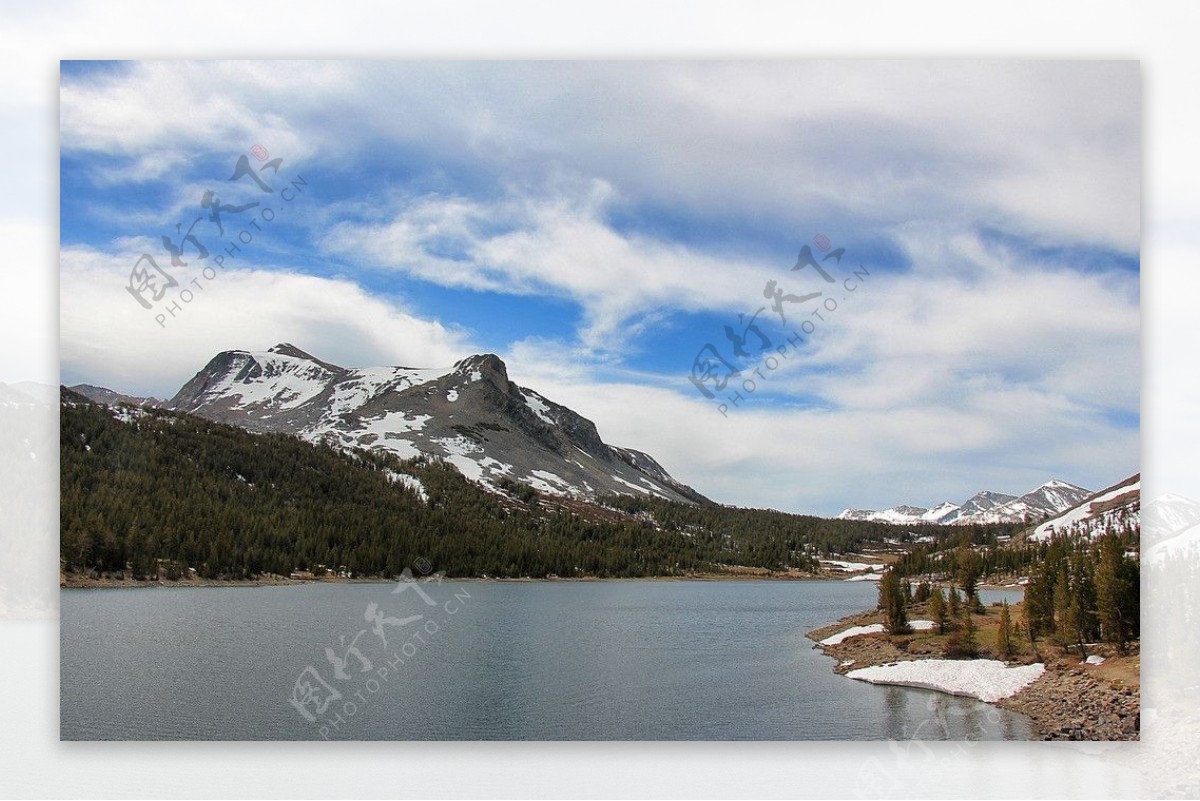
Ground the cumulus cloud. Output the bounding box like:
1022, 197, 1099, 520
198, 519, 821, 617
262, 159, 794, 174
60, 244, 477, 398
56, 59, 1141, 512
61, 61, 1140, 251
500, 355, 1139, 516
498, 220, 1139, 513
320, 182, 777, 354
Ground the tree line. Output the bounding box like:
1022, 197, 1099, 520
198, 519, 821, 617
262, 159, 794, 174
877, 532, 1139, 658
61, 398, 928, 580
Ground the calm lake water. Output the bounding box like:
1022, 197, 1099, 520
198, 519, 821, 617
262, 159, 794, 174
60, 580, 1033, 741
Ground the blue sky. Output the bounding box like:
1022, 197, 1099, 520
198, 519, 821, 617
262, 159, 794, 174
58, 60, 1140, 515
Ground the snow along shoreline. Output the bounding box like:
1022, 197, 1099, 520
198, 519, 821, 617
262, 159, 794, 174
845, 659, 1045, 704
810, 620, 1044, 705
809, 609, 1138, 740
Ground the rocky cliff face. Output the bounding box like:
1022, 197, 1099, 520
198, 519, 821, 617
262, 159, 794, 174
166, 343, 708, 504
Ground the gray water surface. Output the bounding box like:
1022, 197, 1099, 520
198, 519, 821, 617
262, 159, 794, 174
60, 579, 1034, 740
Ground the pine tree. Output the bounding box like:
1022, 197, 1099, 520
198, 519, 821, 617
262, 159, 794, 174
997, 600, 1015, 659
1052, 566, 1071, 643
944, 594, 979, 658
914, 581, 931, 604
928, 586, 948, 634
879, 569, 910, 635
1095, 533, 1129, 652
956, 541, 980, 599
1066, 594, 1087, 657
962, 606, 979, 657
1022, 595, 1037, 647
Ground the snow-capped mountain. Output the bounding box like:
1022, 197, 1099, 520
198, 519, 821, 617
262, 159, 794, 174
835, 481, 1094, 527
921, 501, 963, 523
962, 480, 1093, 525
1029, 474, 1140, 543
162, 343, 708, 504
835, 503, 959, 525
936, 491, 1018, 524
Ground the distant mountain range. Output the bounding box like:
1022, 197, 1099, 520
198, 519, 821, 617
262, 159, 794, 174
836, 479, 1095, 527
86, 343, 709, 505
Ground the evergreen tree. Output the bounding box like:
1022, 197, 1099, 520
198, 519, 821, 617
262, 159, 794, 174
944, 596, 978, 658
962, 606, 979, 657
997, 601, 1015, 659
878, 569, 910, 635
956, 541, 981, 599
928, 586, 948, 634
1052, 566, 1072, 644
1022, 594, 1037, 647
914, 581, 931, 604
1095, 534, 1130, 652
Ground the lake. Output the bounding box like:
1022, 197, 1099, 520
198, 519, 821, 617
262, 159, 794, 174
60, 579, 1034, 740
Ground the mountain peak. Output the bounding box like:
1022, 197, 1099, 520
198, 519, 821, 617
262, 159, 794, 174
453, 353, 509, 385
162, 344, 706, 505
268, 342, 316, 360
835, 480, 1096, 527
1040, 478, 1084, 490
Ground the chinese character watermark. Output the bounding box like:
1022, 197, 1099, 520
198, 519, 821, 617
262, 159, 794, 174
123, 144, 308, 328
688, 233, 870, 415
288, 560, 473, 739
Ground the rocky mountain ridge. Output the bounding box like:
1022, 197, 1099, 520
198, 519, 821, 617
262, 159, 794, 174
836, 480, 1095, 527
160, 343, 708, 505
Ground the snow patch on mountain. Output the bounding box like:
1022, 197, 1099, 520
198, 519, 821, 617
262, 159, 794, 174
963, 480, 1093, 525
163, 344, 706, 505
385, 471, 428, 503
837, 481, 1093, 527
1031, 474, 1140, 542
522, 389, 555, 425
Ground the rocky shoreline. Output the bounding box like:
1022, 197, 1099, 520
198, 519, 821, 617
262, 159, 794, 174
995, 651, 1140, 740
808, 610, 1140, 741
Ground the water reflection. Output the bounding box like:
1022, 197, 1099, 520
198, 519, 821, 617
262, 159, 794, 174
62, 580, 1036, 740
880, 683, 1013, 740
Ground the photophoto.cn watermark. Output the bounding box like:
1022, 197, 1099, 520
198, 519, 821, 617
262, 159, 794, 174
123, 143, 308, 328
288, 559, 472, 740
688, 233, 870, 416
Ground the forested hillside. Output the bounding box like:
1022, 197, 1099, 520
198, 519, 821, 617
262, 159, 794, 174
60, 395, 928, 580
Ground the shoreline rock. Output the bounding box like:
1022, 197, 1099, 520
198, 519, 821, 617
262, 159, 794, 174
808, 610, 1139, 741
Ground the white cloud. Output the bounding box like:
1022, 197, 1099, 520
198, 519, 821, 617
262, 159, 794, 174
498, 222, 1140, 514
59, 244, 477, 398
321, 183, 772, 354
496, 358, 1138, 516
59, 61, 329, 163
56, 60, 1141, 512
61, 61, 1140, 252
802, 226, 1141, 414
